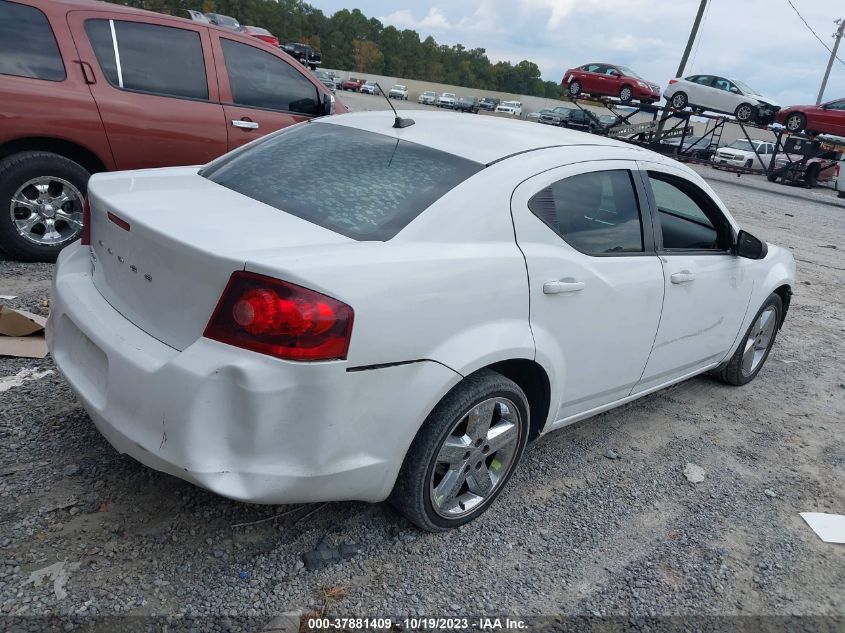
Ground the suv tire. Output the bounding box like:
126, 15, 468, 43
0, 151, 90, 262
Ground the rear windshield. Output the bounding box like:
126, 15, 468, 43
201, 122, 483, 240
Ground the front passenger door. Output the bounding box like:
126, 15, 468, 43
511, 161, 664, 424
633, 162, 755, 393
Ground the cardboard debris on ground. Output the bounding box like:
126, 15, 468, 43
0, 305, 48, 358
800, 512, 845, 544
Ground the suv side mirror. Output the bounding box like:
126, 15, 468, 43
735, 230, 768, 259
322, 93, 334, 115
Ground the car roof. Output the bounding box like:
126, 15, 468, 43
319, 111, 637, 164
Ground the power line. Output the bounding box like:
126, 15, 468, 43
688, 0, 711, 70
786, 0, 845, 67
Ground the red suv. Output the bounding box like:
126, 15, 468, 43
0, 0, 343, 261
776, 99, 845, 137
562, 63, 660, 104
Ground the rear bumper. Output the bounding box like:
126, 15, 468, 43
47, 242, 460, 504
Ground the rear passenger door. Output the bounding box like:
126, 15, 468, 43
67, 11, 228, 170
511, 160, 664, 423
211, 34, 324, 151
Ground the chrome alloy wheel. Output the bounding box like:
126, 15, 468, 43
429, 397, 521, 518
10, 176, 84, 246
741, 306, 777, 377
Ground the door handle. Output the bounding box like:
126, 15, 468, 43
543, 280, 585, 294
670, 271, 696, 284
231, 119, 259, 129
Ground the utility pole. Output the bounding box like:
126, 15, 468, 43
817, 18, 844, 104
676, 0, 708, 78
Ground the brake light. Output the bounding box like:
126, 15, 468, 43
668, 79, 678, 85
204, 271, 354, 361
80, 196, 90, 245
836, 163, 841, 178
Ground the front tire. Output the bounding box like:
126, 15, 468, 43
0, 151, 89, 262
390, 370, 530, 531
784, 112, 806, 134
713, 293, 782, 386
735, 103, 754, 123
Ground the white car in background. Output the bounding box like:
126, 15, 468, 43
664, 74, 780, 123
711, 139, 776, 170
418, 91, 437, 105
48, 112, 794, 532
359, 81, 380, 95
496, 100, 523, 117
389, 84, 409, 100
436, 92, 457, 108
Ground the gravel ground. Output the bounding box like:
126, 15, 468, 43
0, 169, 843, 632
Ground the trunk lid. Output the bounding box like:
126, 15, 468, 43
87, 167, 350, 351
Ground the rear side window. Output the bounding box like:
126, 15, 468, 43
221, 38, 320, 115
528, 170, 644, 254
85, 20, 208, 100
201, 123, 482, 240
0, 1, 65, 81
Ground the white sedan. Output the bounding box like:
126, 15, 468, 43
664, 74, 780, 123
47, 112, 794, 531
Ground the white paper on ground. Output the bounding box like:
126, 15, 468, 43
800, 512, 845, 544
0, 295, 18, 300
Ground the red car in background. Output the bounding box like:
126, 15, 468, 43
239, 25, 279, 48
776, 98, 845, 137
562, 63, 660, 104
341, 78, 366, 91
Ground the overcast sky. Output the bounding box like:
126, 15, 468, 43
314, 0, 844, 105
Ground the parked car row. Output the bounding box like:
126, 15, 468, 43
561, 62, 845, 137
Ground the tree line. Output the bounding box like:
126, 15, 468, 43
114, 0, 564, 99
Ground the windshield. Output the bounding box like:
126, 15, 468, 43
727, 139, 758, 151
502, 101, 519, 107
423, 91, 435, 96
732, 79, 758, 95
201, 123, 483, 241
443, 93, 456, 98
215, 15, 239, 27
617, 66, 642, 79
393, 85, 406, 90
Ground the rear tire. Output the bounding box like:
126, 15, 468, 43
569, 80, 582, 97
713, 293, 782, 386
670, 92, 688, 110
619, 85, 633, 103
0, 151, 90, 262
390, 370, 530, 532
804, 163, 820, 188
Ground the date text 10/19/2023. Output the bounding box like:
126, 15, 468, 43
305, 617, 529, 630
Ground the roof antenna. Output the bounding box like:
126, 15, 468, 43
376, 83, 415, 128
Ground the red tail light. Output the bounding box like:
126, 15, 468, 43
80, 196, 90, 245
204, 271, 354, 361
668, 79, 678, 85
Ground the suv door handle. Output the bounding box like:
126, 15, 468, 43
670, 271, 696, 284
231, 119, 259, 129
543, 280, 585, 294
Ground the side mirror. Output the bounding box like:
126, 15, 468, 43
322, 92, 334, 115
735, 230, 768, 259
